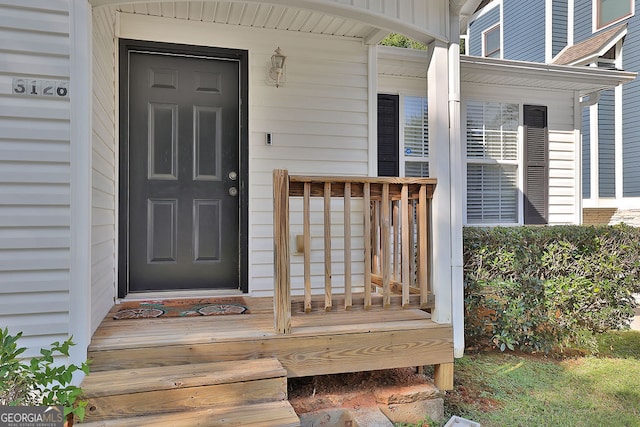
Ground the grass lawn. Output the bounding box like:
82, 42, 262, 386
444, 331, 640, 427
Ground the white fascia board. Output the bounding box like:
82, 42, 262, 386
460, 56, 636, 94
545, 0, 553, 63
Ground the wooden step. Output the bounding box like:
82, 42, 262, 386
78, 400, 300, 426
81, 358, 288, 422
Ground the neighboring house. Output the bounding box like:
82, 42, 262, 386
0, 0, 632, 391
467, 0, 640, 226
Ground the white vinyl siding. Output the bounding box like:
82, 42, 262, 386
0, 0, 72, 357
91, 6, 117, 331
116, 12, 370, 297
465, 101, 519, 224
403, 96, 429, 177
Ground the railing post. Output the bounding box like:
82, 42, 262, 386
273, 169, 291, 334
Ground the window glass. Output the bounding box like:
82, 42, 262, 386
403, 96, 429, 177
405, 161, 429, 177
466, 164, 518, 223
466, 102, 518, 160
483, 25, 501, 58
597, 0, 632, 29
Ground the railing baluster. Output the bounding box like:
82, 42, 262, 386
409, 199, 416, 289
363, 182, 372, 310
401, 184, 410, 308
372, 199, 380, 276
393, 201, 399, 283
324, 182, 332, 311
344, 182, 352, 310
303, 182, 312, 313
426, 197, 432, 296
381, 183, 391, 309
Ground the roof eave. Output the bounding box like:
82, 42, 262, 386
461, 55, 637, 95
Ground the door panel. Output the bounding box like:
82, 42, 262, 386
126, 51, 240, 292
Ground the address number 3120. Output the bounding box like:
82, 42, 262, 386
12, 78, 69, 98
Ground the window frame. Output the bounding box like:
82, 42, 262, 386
594, 0, 634, 31
464, 101, 523, 226
482, 23, 501, 59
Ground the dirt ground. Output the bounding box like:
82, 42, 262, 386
287, 367, 433, 414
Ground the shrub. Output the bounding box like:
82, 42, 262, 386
464, 224, 640, 353
0, 328, 90, 423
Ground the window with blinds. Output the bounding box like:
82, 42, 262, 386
466, 101, 519, 224
403, 96, 429, 177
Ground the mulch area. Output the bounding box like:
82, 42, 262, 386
287, 367, 432, 414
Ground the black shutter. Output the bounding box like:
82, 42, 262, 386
523, 105, 549, 225
377, 94, 399, 177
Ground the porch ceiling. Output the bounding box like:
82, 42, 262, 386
114, 1, 384, 42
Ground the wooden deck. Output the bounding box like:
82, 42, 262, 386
80, 172, 452, 424
81, 295, 452, 425
88, 295, 453, 377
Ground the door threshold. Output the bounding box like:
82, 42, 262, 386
120, 289, 244, 302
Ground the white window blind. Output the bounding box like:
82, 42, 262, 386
466, 102, 519, 224
403, 96, 429, 177
467, 164, 518, 223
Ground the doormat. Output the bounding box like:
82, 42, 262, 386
113, 297, 249, 320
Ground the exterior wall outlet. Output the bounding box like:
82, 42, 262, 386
266, 132, 273, 145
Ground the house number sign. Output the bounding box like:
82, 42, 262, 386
12, 77, 69, 98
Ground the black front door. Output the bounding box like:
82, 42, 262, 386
120, 43, 246, 294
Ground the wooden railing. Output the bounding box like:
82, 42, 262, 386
273, 169, 437, 334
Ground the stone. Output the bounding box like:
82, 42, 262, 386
379, 397, 445, 424
299, 407, 394, 427
374, 383, 441, 404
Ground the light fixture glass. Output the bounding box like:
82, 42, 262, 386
268, 47, 286, 87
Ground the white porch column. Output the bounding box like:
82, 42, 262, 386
69, 0, 93, 371
448, 12, 465, 359
427, 40, 452, 328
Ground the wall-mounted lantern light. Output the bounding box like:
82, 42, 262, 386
268, 47, 286, 88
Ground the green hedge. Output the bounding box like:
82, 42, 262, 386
463, 224, 640, 353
